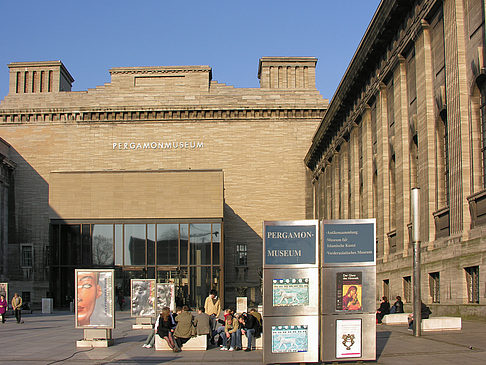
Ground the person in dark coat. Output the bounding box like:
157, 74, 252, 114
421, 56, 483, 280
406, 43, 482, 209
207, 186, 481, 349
193, 307, 212, 347
239, 312, 259, 351
408, 302, 432, 330
173, 306, 195, 350
376, 296, 390, 324
391, 296, 404, 313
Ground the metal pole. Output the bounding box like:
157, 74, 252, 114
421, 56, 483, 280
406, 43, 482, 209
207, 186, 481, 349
411, 188, 421, 336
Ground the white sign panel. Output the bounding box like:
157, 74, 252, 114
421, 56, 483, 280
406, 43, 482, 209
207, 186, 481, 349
336, 319, 362, 358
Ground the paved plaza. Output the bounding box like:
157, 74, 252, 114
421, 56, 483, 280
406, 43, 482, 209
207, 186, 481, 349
0, 311, 484, 364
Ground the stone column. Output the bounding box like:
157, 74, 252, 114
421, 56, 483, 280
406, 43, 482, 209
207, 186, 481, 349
415, 20, 438, 246
349, 124, 361, 218
376, 83, 391, 260
443, 0, 473, 234
361, 106, 374, 219
396, 57, 412, 257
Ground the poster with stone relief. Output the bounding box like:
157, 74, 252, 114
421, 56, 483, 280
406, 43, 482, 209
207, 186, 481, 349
272, 278, 309, 307
156, 283, 175, 312
131, 279, 156, 317
271, 325, 308, 353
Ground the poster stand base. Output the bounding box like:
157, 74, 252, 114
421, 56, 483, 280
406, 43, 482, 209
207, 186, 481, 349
77, 329, 114, 347
133, 317, 153, 330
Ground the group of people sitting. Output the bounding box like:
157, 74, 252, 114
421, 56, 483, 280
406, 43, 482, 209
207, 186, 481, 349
213, 307, 262, 351
376, 295, 432, 330
141, 296, 262, 352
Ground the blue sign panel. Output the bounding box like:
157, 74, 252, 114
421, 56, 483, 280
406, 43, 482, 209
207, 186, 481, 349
323, 222, 375, 264
265, 225, 316, 265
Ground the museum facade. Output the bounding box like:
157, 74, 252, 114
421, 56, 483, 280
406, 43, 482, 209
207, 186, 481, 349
306, 0, 486, 317
0, 57, 327, 308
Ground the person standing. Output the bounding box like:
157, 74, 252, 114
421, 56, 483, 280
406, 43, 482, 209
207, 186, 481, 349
0, 295, 7, 323
12, 293, 23, 324
204, 289, 221, 337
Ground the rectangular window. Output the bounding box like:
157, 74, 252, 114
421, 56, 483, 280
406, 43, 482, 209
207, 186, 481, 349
403, 276, 412, 303
124, 224, 145, 266
429, 272, 440, 303
236, 244, 247, 266
383, 279, 389, 300
465, 266, 479, 303
22, 292, 31, 306
21, 245, 33, 267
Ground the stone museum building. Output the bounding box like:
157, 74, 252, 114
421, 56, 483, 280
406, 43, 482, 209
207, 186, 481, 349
306, 0, 486, 317
0, 57, 327, 308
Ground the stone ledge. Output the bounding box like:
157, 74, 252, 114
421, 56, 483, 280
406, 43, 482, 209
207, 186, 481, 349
421, 317, 462, 331
155, 334, 207, 351
382, 313, 411, 325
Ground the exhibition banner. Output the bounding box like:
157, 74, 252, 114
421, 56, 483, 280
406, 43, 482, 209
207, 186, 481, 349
0, 283, 7, 301
336, 272, 363, 311
264, 221, 318, 266
322, 220, 375, 265
156, 283, 175, 312
75, 269, 115, 329
131, 279, 156, 317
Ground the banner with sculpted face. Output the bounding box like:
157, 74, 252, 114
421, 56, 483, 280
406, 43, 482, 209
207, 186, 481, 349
156, 283, 175, 312
75, 269, 114, 329
131, 279, 156, 317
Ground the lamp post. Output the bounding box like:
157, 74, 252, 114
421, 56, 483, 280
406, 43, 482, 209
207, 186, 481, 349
411, 187, 421, 336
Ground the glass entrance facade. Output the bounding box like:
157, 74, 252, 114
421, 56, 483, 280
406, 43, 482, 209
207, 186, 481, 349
50, 220, 223, 309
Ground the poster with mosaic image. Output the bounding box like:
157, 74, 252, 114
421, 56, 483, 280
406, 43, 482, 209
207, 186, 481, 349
156, 283, 175, 312
271, 325, 308, 353
272, 278, 309, 307
131, 279, 156, 317
75, 269, 114, 328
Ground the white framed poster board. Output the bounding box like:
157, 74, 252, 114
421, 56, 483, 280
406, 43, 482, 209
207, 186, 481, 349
156, 283, 175, 312
131, 279, 156, 317
75, 269, 115, 329
336, 319, 362, 359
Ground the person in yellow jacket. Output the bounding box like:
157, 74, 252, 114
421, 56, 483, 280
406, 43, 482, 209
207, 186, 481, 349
204, 289, 221, 337
11, 293, 23, 324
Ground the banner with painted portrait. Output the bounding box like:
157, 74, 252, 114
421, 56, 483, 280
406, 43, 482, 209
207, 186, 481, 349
131, 279, 156, 317
75, 269, 114, 329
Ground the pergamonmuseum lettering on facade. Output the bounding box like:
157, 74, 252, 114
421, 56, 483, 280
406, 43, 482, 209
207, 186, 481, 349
112, 141, 204, 150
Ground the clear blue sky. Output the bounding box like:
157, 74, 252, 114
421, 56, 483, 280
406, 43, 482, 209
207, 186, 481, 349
0, 0, 381, 102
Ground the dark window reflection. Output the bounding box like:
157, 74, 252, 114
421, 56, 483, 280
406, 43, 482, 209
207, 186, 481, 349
190, 266, 211, 309
115, 225, 123, 265
157, 224, 178, 265
82, 224, 91, 265
212, 223, 221, 265
92, 224, 114, 265
51, 225, 59, 266
147, 224, 155, 265
190, 224, 211, 265
61, 225, 80, 265
180, 224, 188, 265
124, 224, 145, 266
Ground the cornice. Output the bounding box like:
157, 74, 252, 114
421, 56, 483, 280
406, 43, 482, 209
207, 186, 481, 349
109, 66, 211, 75
0, 106, 326, 124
